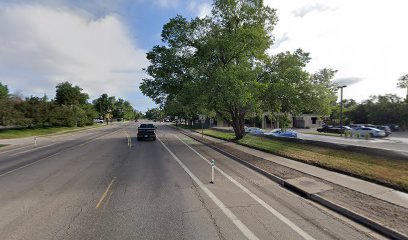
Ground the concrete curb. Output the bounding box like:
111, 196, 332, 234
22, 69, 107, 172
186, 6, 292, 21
172, 126, 408, 240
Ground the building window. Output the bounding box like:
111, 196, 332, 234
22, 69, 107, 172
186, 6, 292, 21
311, 117, 317, 124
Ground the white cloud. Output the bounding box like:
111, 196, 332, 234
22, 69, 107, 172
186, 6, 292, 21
0, 4, 149, 106
154, 0, 180, 8
265, 0, 408, 102
188, 1, 212, 18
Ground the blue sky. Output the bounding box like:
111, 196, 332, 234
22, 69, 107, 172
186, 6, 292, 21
0, 0, 407, 112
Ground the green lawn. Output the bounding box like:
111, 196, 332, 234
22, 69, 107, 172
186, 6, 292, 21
0, 125, 102, 139
201, 129, 237, 140
194, 128, 408, 192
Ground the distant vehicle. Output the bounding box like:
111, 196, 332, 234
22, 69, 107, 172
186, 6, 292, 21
374, 125, 391, 136
317, 125, 351, 134
348, 124, 365, 129
350, 127, 386, 138
245, 127, 264, 134
386, 124, 400, 132
94, 119, 104, 123
264, 129, 298, 138
137, 123, 157, 141
351, 124, 391, 136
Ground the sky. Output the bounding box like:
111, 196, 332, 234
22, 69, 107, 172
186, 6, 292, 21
0, 0, 407, 112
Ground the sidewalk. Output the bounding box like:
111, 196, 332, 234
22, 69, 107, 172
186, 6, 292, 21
174, 126, 408, 239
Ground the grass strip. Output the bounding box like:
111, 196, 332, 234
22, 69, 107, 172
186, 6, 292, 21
197, 129, 408, 192
303, 132, 341, 137
0, 125, 102, 139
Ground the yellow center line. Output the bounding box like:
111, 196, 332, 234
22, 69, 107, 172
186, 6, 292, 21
103, 190, 114, 210
96, 177, 116, 209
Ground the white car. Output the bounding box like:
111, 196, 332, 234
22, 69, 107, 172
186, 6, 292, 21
350, 127, 386, 138
245, 127, 264, 134
94, 119, 104, 123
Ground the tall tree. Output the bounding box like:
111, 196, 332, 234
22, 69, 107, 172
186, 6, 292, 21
55, 82, 89, 106
141, 0, 336, 139
93, 93, 115, 117
397, 74, 408, 100
0, 82, 9, 99
145, 108, 163, 121
141, 0, 277, 139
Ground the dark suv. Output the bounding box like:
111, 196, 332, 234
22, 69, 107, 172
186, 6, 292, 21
137, 124, 157, 141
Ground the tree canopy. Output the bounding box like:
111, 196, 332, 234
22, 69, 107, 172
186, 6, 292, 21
0, 82, 8, 99
0, 81, 138, 127
140, 0, 337, 139
55, 81, 89, 106
398, 74, 408, 100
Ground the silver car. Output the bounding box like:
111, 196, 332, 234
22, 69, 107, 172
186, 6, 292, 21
350, 127, 386, 138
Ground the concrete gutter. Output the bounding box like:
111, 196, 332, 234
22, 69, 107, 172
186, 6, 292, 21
173, 126, 408, 240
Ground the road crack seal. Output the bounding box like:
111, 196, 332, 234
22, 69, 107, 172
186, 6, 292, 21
189, 181, 226, 240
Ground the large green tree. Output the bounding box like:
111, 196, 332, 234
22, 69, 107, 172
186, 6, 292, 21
55, 82, 89, 106
0, 82, 8, 99
398, 74, 408, 100
260, 50, 337, 126
142, 0, 277, 139
141, 0, 336, 139
93, 93, 115, 118
145, 108, 163, 121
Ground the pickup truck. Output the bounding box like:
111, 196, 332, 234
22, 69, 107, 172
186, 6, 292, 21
137, 123, 157, 141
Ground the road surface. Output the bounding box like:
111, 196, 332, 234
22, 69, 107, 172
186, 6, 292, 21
0, 122, 385, 240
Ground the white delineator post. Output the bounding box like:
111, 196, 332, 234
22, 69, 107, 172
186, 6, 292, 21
34, 137, 37, 147
210, 159, 215, 184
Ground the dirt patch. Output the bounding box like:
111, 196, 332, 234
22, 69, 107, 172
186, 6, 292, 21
319, 186, 408, 235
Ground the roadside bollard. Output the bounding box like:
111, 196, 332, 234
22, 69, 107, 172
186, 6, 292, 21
34, 137, 37, 147
210, 159, 215, 184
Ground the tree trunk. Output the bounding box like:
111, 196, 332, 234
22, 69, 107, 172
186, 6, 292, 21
230, 111, 246, 140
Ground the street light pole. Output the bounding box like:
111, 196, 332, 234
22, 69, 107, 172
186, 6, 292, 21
338, 85, 347, 135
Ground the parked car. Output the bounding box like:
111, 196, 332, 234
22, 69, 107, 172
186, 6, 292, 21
386, 124, 400, 132
349, 127, 386, 138
317, 125, 352, 134
374, 125, 391, 136
245, 127, 264, 134
93, 119, 104, 123
355, 124, 391, 136
348, 124, 365, 129
264, 129, 298, 138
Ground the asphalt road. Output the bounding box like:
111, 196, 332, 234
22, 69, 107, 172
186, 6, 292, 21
0, 122, 385, 240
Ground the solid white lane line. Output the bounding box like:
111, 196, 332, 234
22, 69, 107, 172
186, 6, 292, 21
8, 143, 57, 157
158, 137, 259, 240
176, 135, 315, 240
